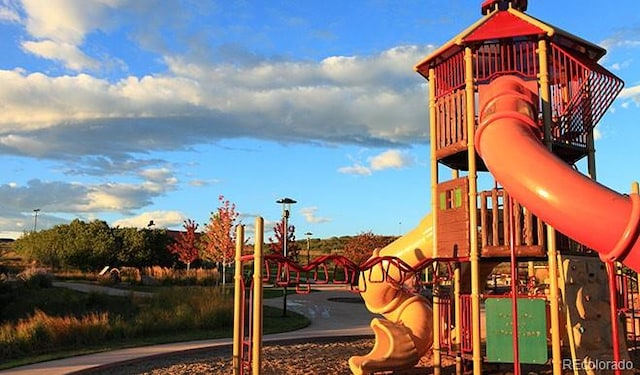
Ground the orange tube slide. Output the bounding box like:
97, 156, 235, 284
475, 75, 640, 272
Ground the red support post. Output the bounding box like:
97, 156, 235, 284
606, 261, 622, 375
508, 196, 521, 375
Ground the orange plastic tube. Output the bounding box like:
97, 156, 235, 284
475, 75, 640, 272
349, 214, 433, 374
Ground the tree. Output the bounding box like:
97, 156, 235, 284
167, 219, 200, 272
201, 195, 240, 285
342, 231, 396, 265
268, 219, 299, 262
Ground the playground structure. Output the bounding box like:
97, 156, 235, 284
233, 1, 640, 374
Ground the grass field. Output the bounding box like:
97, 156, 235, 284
0, 280, 308, 370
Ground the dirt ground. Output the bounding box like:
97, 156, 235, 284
88, 337, 463, 375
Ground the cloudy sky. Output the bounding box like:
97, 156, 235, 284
1, 0, 639, 240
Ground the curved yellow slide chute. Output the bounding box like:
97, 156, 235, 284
349, 214, 434, 374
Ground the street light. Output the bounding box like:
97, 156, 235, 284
276, 197, 296, 317
305, 231, 313, 265
33, 209, 40, 232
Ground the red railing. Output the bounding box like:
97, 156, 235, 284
475, 40, 539, 84
548, 43, 623, 146
460, 294, 473, 354
616, 272, 640, 349
239, 276, 252, 374
438, 293, 453, 354
434, 50, 465, 99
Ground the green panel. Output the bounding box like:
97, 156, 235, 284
454, 188, 462, 208
439, 192, 446, 210
485, 298, 548, 364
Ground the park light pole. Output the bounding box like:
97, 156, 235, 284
276, 197, 296, 317
305, 231, 313, 265
33, 209, 40, 232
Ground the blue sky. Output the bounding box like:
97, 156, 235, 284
0, 0, 639, 241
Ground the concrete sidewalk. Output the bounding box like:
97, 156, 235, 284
0, 288, 375, 375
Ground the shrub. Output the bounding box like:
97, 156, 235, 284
16, 268, 53, 289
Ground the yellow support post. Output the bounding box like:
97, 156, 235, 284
433, 262, 441, 375
538, 39, 562, 375
429, 66, 438, 260
464, 46, 482, 375
232, 225, 245, 375
557, 253, 580, 375
429, 66, 442, 375
252, 217, 264, 375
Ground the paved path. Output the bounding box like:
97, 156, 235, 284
0, 286, 375, 375
51, 282, 155, 298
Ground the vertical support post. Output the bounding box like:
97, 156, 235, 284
508, 197, 521, 375
464, 46, 482, 375
587, 129, 597, 180
547, 230, 562, 374
282, 210, 289, 317
433, 262, 441, 375
538, 39, 563, 375
605, 260, 620, 375
454, 262, 462, 375
428, 66, 442, 375
428, 66, 438, 260
233, 225, 245, 375
606, 261, 622, 375
252, 217, 264, 375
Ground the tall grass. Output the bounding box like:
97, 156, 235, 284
141, 266, 221, 286
0, 310, 110, 359
0, 286, 233, 361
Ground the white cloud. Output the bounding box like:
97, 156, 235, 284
0, 178, 178, 231
593, 126, 602, 141
189, 178, 221, 187
0, 44, 432, 163
22, 40, 100, 71
21, 0, 120, 44
600, 36, 640, 51
16, 0, 125, 71
112, 210, 186, 229
339, 149, 414, 175
338, 164, 372, 176
370, 150, 414, 171
620, 84, 640, 105
139, 168, 174, 183
300, 207, 331, 224
0, 0, 20, 22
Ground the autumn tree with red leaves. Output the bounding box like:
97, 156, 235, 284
201, 195, 240, 285
268, 218, 299, 262
342, 231, 396, 265
167, 219, 200, 272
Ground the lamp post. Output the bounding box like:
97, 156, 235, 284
276, 197, 296, 317
33, 209, 40, 232
305, 232, 313, 265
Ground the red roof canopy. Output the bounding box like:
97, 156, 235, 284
463, 11, 543, 42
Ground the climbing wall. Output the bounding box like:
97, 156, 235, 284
561, 256, 632, 374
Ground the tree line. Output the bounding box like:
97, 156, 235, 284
12, 195, 399, 272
